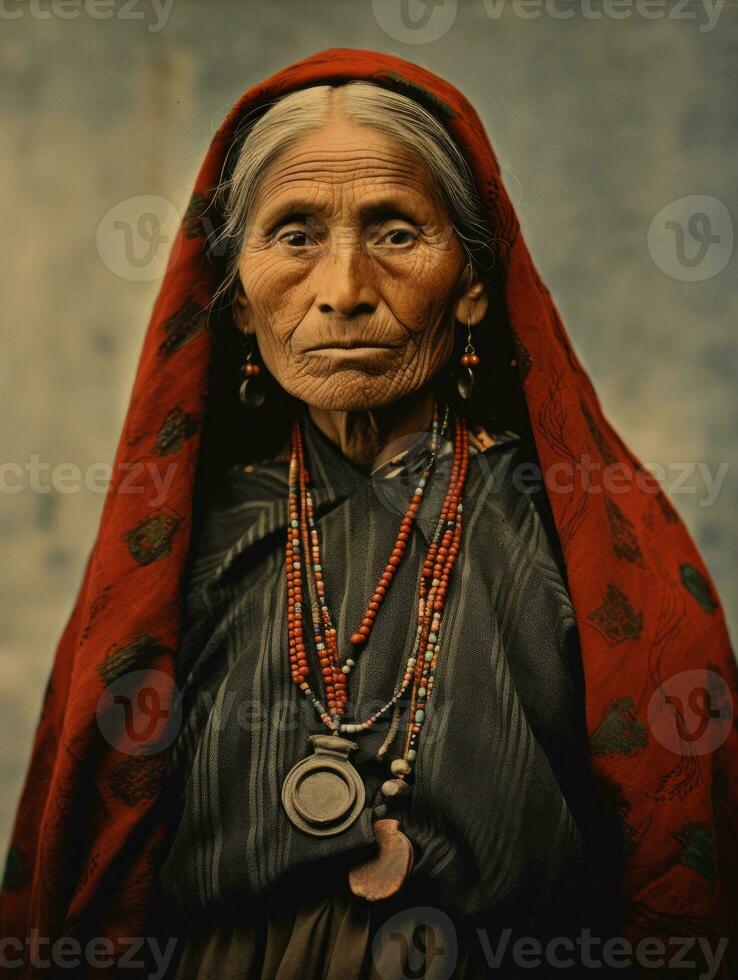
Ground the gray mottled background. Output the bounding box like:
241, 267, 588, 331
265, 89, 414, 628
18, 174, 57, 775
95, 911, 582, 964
1, 0, 736, 855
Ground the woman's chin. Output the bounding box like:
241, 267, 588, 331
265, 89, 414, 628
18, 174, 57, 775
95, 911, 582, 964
289, 378, 412, 414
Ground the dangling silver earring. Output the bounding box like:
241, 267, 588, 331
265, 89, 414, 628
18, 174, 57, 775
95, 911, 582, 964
457, 311, 480, 400
239, 333, 265, 408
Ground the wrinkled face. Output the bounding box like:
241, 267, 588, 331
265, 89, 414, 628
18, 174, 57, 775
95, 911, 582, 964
235, 115, 482, 411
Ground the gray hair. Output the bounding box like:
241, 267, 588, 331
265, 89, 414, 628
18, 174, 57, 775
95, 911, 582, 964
210, 80, 495, 306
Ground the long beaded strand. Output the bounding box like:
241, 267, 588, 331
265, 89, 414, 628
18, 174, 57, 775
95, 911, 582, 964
375, 416, 470, 802
285, 405, 471, 782
403, 417, 469, 767
287, 405, 447, 727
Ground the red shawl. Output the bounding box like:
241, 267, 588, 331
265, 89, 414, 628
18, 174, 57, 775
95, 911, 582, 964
2, 48, 736, 978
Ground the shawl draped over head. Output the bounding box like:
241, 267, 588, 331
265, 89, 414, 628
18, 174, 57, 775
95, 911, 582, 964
2, 47, 737, 979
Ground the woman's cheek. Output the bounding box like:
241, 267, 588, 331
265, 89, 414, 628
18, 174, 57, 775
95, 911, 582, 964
388, 281, 455, 342
402, 247, 460, 308
242, 254, 283, 299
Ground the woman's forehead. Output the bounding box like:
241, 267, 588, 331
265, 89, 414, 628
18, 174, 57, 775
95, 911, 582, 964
251, 118, 442, 216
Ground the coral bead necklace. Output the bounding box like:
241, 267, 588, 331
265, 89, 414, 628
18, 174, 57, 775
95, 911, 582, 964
280, 400, 470, 900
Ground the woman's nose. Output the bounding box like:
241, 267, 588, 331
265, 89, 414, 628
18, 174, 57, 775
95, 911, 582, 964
315, 235, 378, 317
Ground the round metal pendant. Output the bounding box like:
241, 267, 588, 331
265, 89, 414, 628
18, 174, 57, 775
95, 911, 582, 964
281, 734, 366, 836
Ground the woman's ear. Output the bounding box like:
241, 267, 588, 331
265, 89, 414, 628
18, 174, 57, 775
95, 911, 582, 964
233, 282, 254, 335
454, 278, 489, 327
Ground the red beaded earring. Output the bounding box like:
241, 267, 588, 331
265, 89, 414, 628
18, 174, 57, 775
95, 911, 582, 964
239, 334, 265, 407
457, 311, 480, 400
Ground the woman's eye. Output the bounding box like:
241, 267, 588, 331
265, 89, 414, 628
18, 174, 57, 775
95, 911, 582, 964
375, 225, 418, 247
273, 216, 322, 248
277, 229, 314, 247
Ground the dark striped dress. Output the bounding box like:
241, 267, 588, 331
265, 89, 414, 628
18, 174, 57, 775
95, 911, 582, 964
156, 404, 619, 978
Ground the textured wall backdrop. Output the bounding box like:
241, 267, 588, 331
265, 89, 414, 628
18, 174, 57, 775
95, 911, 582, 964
1, 0, 736, 855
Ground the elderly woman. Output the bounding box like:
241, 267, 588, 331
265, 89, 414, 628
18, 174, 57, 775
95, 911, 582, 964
2, 49, 737, 980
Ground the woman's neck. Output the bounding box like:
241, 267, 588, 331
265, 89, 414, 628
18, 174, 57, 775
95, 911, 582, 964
306, 387, 436, 473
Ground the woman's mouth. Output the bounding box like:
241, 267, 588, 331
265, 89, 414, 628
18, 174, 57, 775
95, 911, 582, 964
305, 342, 402, 359
308, 341, 399, 351
308, 345, 395, 360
